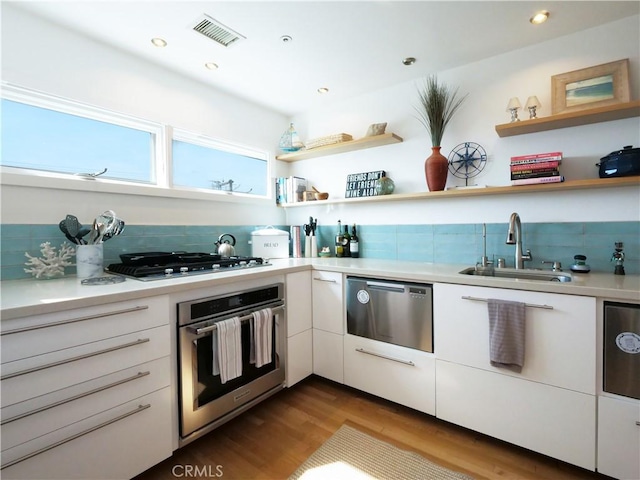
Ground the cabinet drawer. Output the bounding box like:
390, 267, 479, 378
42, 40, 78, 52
434, 283, 596, 394
1, 296, 169, 363
2, 356, 170, 450
1, 325, 170, 407
597, 395, 640, 480
436, 360, 595, 470
344, 334, 435, 415
1, 387, 172, 480
312, 271, 343, 334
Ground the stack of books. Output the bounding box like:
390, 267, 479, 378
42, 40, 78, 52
275, 176, 307, 204
510, 151, 564, 186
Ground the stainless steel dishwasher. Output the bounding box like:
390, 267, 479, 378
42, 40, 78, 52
346, 276, 433, 353
604, 301, 640, 400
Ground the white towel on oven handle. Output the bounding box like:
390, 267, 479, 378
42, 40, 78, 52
251, 308, 273, 368
215, 317, 242, 383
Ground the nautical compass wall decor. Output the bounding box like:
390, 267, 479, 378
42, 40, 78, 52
447, 142, 487, 186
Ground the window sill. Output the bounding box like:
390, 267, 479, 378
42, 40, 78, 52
0, 168, 272, 205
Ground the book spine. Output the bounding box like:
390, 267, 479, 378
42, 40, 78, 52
510, 160, 560, 172
510, 151, 563, 163
511, 169, 560, 179
512, 176, 565, 186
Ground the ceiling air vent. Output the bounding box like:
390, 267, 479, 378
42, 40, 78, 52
192, 14, 245, 47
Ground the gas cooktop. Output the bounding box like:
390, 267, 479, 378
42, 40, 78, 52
106, 252, 270, 281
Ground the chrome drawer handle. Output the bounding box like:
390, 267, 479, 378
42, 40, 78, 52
1, 371, 150, 425
0, 338, 150, 381
461, 296, 553, 310
313, 278, 337, 283
1, 305, 149, 336
355, 348, 415, 366
0, 403, 151, 470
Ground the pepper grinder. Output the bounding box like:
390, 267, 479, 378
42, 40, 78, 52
611, 241, 625, 275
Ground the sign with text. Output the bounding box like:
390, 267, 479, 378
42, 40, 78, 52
345, 170, 386, 198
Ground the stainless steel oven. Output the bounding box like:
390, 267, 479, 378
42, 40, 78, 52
177, 283, 285, 446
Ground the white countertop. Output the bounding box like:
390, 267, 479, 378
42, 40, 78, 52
2, 258, 639, 320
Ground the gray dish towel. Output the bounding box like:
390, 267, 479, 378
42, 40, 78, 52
487, 299, 526, 373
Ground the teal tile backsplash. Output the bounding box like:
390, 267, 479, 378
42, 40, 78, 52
2, 221, 638, 280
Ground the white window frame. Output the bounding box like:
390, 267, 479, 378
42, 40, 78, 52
0, 83, 273, 204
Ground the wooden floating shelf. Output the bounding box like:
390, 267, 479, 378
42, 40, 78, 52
280, 176, 640, 207
495, 100, 640, 137
276, 133, 403, 162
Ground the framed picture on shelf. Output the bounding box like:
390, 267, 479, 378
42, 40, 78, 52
551, 59, 630, 115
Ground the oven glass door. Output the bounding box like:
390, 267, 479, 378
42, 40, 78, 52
192, 320, 276, 409
178, 306, 284, 439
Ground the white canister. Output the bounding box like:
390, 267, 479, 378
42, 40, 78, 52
76, 244, 104, 279
250, 226, 290, 258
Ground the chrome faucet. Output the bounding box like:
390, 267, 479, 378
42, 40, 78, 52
505, 212, 532, 269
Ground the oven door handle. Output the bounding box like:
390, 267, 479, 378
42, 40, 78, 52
188, 303, 285, 335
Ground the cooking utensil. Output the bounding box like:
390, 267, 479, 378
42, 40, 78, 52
215, 234, 236, 257
59, 219, 78, 244
76, 226, 91, 244
312, 186, 329, 200
65, 214, 81, 239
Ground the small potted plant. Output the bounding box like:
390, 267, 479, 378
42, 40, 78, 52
416, 76, 467, 191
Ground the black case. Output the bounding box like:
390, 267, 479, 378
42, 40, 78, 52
597, 145, 640, 178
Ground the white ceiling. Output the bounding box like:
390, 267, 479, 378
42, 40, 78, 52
10, 1, 640, 116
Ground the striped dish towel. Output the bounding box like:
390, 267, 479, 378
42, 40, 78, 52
487, 299, 526, 372
250, 308, 273, 368
215, 317, 242, 383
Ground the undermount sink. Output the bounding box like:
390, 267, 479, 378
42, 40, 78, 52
459, 266, 572, 282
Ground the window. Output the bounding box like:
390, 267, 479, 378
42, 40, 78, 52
1, 86, 161, 184
1, 84, 272, 200
172, 130, 268, 196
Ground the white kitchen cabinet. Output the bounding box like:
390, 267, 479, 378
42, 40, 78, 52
433, 283, 597, 470
597, 395, 640, 480
313, 328, 344, 383
344, 334, 435, 415
312, 271, 343, 334
0, 296, 172, 480
437, 360, 596, 470
433, 283, 596, 394
285, 271, 313, 386
311, 271, 344, 383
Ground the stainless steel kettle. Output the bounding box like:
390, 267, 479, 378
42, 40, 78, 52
215, 234, 236, 257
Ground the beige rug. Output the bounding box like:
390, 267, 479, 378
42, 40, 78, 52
289, 424, 475, 480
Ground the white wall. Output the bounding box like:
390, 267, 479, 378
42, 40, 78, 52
2, 6, 639, 228
0, 4, 289, 226
286, 15, 640, 226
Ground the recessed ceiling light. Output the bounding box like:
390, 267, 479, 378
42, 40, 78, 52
205, 62, 219, 70
402, 57, 416, 66
151, 37, 167, 47
317, 87, 329, 94
530, 10, 549, 25
280, 35, 293, 43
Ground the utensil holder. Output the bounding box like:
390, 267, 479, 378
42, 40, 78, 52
76, 244, 104, 279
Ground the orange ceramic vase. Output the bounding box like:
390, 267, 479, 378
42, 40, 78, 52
425, 146, 448, 191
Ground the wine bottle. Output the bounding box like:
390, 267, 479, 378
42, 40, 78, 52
335, 220, 344, 257
350, 224, 359, 258
342, 225, 351, 257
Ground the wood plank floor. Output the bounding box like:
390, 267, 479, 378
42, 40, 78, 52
134, 375, 613, 480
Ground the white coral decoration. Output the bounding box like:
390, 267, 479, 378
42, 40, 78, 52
24, 242, 75, 279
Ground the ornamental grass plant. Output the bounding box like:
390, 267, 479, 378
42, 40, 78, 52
416, 76, 468, 147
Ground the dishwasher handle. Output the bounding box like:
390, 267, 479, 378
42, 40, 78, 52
364, 281, 405, 293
